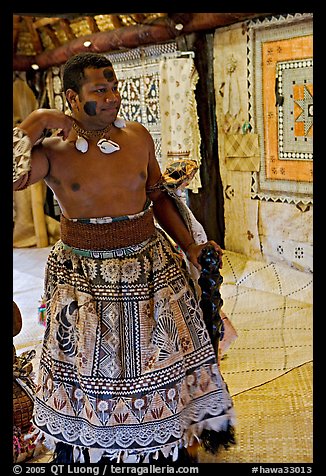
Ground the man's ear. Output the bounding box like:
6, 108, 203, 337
65, 89, 78, 109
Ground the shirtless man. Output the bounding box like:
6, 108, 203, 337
13, 52, 235, 463
14, 55, 213, 262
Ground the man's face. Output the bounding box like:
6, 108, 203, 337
76, 66, 121, 123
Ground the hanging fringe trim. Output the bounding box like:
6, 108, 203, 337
43, 414, 236, 463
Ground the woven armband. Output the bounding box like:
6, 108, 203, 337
146, 175, 165, 194
13, 127, 32, 183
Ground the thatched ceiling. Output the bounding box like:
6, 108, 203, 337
13, 12, 274, 71
13, 13, 167, 56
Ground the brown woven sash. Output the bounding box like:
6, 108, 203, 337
60, 208, 156, 251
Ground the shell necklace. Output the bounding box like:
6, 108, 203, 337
73, 117, 126, 154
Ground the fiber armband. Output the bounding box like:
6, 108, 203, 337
146, 175, 165, 194
13, 127, 32, 183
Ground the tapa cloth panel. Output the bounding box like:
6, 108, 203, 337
33, 228, 234, 462
159, 57, 202, 193
248, 14, 313, 204
224, 133, 260, 172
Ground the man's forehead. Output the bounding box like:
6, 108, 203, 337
84, 67, 117, 82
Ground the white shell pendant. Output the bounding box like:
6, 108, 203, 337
97, 138, 120, 154
113, 117, 126, 128
75, 136, 88, 153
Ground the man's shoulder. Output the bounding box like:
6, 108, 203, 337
126, 120, 145, 128
125, 120, 150, 135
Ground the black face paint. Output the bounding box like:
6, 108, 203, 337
103, 68, 114, 81
71, 183, 80, 191
84, 101, 97, 116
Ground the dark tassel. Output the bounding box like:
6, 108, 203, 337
82, 447, 90, 463
52, 441, 74, 463
200, 425, 236, 454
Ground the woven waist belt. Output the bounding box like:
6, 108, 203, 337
60, 207, 156, 251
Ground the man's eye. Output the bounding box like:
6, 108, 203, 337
96, 88, 106, 93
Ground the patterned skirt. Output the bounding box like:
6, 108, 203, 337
33, 207, 235, 463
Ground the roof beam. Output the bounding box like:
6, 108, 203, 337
13, 13, 273, 71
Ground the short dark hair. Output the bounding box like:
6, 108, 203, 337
63, 52, 113, 94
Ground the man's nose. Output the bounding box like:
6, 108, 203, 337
105, 92, 116, 102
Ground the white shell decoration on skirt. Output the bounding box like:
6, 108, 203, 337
97, 138, 120, 154
75, 136, 88, 153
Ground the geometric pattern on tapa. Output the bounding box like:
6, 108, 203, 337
247, 13, 313, 204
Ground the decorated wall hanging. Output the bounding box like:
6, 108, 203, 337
247, 13, 313, 205
159, 54, 202, 193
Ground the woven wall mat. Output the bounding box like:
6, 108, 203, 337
199, 362, 313, 463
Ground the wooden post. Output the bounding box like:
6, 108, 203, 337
187, 31, 225, 247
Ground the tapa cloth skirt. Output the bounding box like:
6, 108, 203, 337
33, 208, 235, 463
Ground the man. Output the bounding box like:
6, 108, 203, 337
13, 52, 235, 463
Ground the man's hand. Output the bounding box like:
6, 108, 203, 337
186, 240, 223, 271
18, 108, 74, 144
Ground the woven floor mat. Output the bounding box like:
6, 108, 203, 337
220, 285, 312, 395
199, 361, 313, 463
218, 250, 312, 395
221, 250, 312, 304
